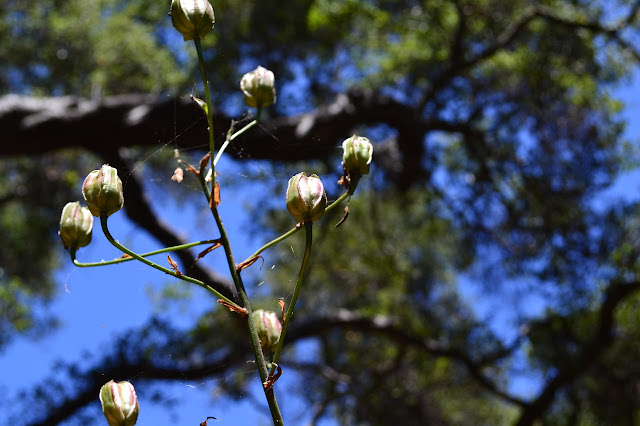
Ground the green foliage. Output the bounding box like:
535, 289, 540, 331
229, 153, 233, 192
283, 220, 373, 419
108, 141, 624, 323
1, 0, 188, 95
0, 154, 86, 347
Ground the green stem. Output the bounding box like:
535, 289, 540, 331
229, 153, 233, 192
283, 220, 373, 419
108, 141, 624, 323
194, 38, 215, 185
99, 215, 239, 308
214, 119, 258, 167
193, 39, 283, 424
70, 239, 220, 267
270, 222, 313, 373
209, 205, 283, 425
246, 190, 351, 261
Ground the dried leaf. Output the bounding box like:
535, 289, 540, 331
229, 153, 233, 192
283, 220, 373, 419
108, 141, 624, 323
213, 181, 221, 207
199, 152, 211, 175
167, 255, 183, 276
335, 205, 349, 227
193, 241, 223, 265
263, 363, 283, 390
278, 297, 285, 323
236, 255, 262, 272
200, 416, 218, 426
217, 299, 248, 316
186, 164, 198, 175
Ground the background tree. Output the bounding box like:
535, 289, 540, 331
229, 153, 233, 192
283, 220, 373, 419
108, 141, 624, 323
2, 0, 640, 424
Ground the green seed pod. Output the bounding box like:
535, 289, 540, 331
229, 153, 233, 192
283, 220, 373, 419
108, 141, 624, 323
99, 380, 139, 426
286, 172, 327, 223
58, 201, 93, 250
252, 309, 282, 353
240, 66, 276, 109
342, 135, 373, 176
82, 165, 124, 217
170, 0, 215, 41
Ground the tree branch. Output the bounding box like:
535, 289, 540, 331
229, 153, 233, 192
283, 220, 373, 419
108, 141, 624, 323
22, 309, 525, 425
515, 280, 640, 426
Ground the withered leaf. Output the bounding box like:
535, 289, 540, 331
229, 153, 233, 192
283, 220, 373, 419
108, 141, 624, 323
167, 255, 183, 276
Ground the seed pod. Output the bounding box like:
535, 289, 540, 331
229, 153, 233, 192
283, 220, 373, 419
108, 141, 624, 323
240, 66, 276, 109
82, 165, 124, 218
99, 380, 139, 426
342, 135, 373, 176
58, 201, 93, 250
252, 309, 282, 353
286, 172, 327, 223
170, 0, 215, 41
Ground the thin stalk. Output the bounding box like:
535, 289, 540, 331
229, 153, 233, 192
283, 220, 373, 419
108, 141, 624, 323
214, 119, 258, 167
99, 216, 239, 308
194, 38, 216, 182
70, 239, 220, 267
208, 195, 283, 425
270, 222, 313, 373
193, 39, 283, 424
246, 190, 351, 261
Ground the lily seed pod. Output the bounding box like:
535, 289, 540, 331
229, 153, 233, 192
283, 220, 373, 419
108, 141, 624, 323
342, 135, 373, 176
170, 0, 215, 41
82, 165, 124, 217
58, 201, 93, 250
240, 66, 276, 109
286, 172, 327, 223
99, 380, 139, 426
252, 309, 282, 353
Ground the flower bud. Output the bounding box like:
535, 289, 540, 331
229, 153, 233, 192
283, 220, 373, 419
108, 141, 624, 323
342, 135, 373, 176
82, 165, 124, 217
240, 66, 276, 109
286, 172, 327, 223
58, 201, 93, 250
252, 309, 282, 353
170, 0, 215, 41
99, 380, 139, 426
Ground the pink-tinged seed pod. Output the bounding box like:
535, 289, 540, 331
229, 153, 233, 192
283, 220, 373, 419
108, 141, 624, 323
170, 0, 215, 41
252, 309, 282, 352
240, 66, 276, 109
286, 172, 327, 223
99, 380, 139, 426
58, 201, 93, 250
342, 135, 373, 176
82, 165, 124, 217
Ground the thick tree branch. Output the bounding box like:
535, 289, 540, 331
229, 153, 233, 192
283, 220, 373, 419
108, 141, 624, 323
0, 91, 410, 159
0, 90, 430, 187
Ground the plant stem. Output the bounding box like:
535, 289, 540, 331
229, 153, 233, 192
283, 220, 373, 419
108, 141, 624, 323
70, 239, 220, 267
209, 206, 284, 424
270, 222, 313, 373
99, 215, 239, 308
214, 119, 258, 167
246, 190, 351, 261
194, 38, 215, 182
194, 38, 283, 424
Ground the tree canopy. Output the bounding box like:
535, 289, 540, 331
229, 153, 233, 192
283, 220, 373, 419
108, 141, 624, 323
3, 0, 640, 424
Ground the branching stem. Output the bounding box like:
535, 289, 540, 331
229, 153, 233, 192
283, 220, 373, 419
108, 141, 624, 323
194, 38, 283, 425
70, 239, 219, 267
99, 216, 239, 308
269, 222, 313, 374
